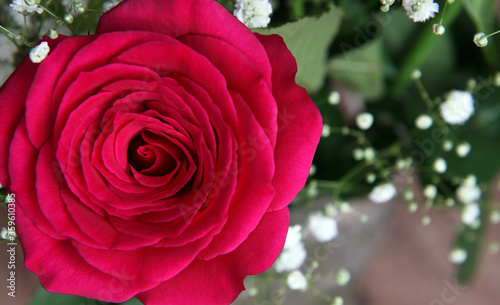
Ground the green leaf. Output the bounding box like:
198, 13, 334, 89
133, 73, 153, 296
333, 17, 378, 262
29, 287, 96, 305
328, 37, 384, 100
254, 6, 344, 93
463, 0, 496, 33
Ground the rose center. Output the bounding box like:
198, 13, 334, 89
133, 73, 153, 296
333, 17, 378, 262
127, 132, 181, 176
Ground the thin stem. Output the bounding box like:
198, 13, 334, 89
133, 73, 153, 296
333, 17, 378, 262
37, 3, 60, 19
486, 29, 500, 38
0, 24, 31, 49
438, 0, 449, 26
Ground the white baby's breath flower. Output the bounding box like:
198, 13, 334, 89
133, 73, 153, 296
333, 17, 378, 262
10, 0, 44, 14
355, 112, 374, 130
442, 140, 454, 151
368, 183, 397, 203
449, 247, 467, 264
287, 270, 308, 291
322, 124, 331, 137
439, 90, 475, 125
456, 142, 471, 157
335, 268, 351, 286
364, 148, 375, 162
415, 114, 433, 130
433, 158, 447, 173
284, 225, 302, 251
328, 91, 340, 105
423, 184, 437, 199
456, 176, 481, 204
274, 241, 307, 273
234, 0, 272, 28
402, 0, 439, 22
461, 203, 480, 225
29, 41, 50, 63
308, 211, 338, 242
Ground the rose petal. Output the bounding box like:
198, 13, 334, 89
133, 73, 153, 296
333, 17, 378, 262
17, 206, 159, 302
136, 208, 290, 305
96, 0, 272, 87
256, 34, 323, 212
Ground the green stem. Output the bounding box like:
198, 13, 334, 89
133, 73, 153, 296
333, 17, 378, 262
38, 3, 60, 19
390, 0, 464, 93
0, 24, 31, 50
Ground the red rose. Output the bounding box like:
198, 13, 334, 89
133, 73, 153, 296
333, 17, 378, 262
0, 0, 321, 304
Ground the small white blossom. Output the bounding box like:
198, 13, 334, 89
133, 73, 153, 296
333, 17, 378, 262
1, 227, 16, 240
355, 112, 374, 130
287, 270, 308, 291
442, 140, 454, 151
283, 225, 302, 251
366, 172, 376, 184
308, 211, 338, 242
422, 215, 431, 226
322, 124, 331, 137
439, 90, 475, 125
325, 203, 338, 217
309, 164, 317, 176
5, 194, 15, 203
423, 185, 437, 199
415, 114, 433, 130
352, 148, 364, 161
369, 183, 397, 203
275, 242, 307, 273
10, 0, 43, 14
456, 142, 471, 157
411, 69, 422, 80
234, 0, 272, 28
29, 41, 50, 63
432, 23, 445, 35
433, 158, 447, 173
328, 91, 340, 105
461, 203, 480, 225
364, 148, 375, 162
456, 176, 481, 204
449, 248, 467, 264
473, 32, 488, 48
335, 268, 351, 286
402, 0, 439, 22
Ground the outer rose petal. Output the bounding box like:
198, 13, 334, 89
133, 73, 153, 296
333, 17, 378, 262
0, 36, 65, 186
136, 208, 290, 305
96, 0, 272, 87
256, 33, 323, 211
16, 206, 159, 302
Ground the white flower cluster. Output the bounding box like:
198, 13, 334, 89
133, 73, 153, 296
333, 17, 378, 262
274, 225, 307, 273
439, 90, 475, 125
234, 0, 272, 28
368, 183, 397, 204
402, 0, 439, 22
308, 211, 338, 242
275, 213, 340, 291
29, 41, 50, 63
10, 0, 44, 14
456, 175, 482, 226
